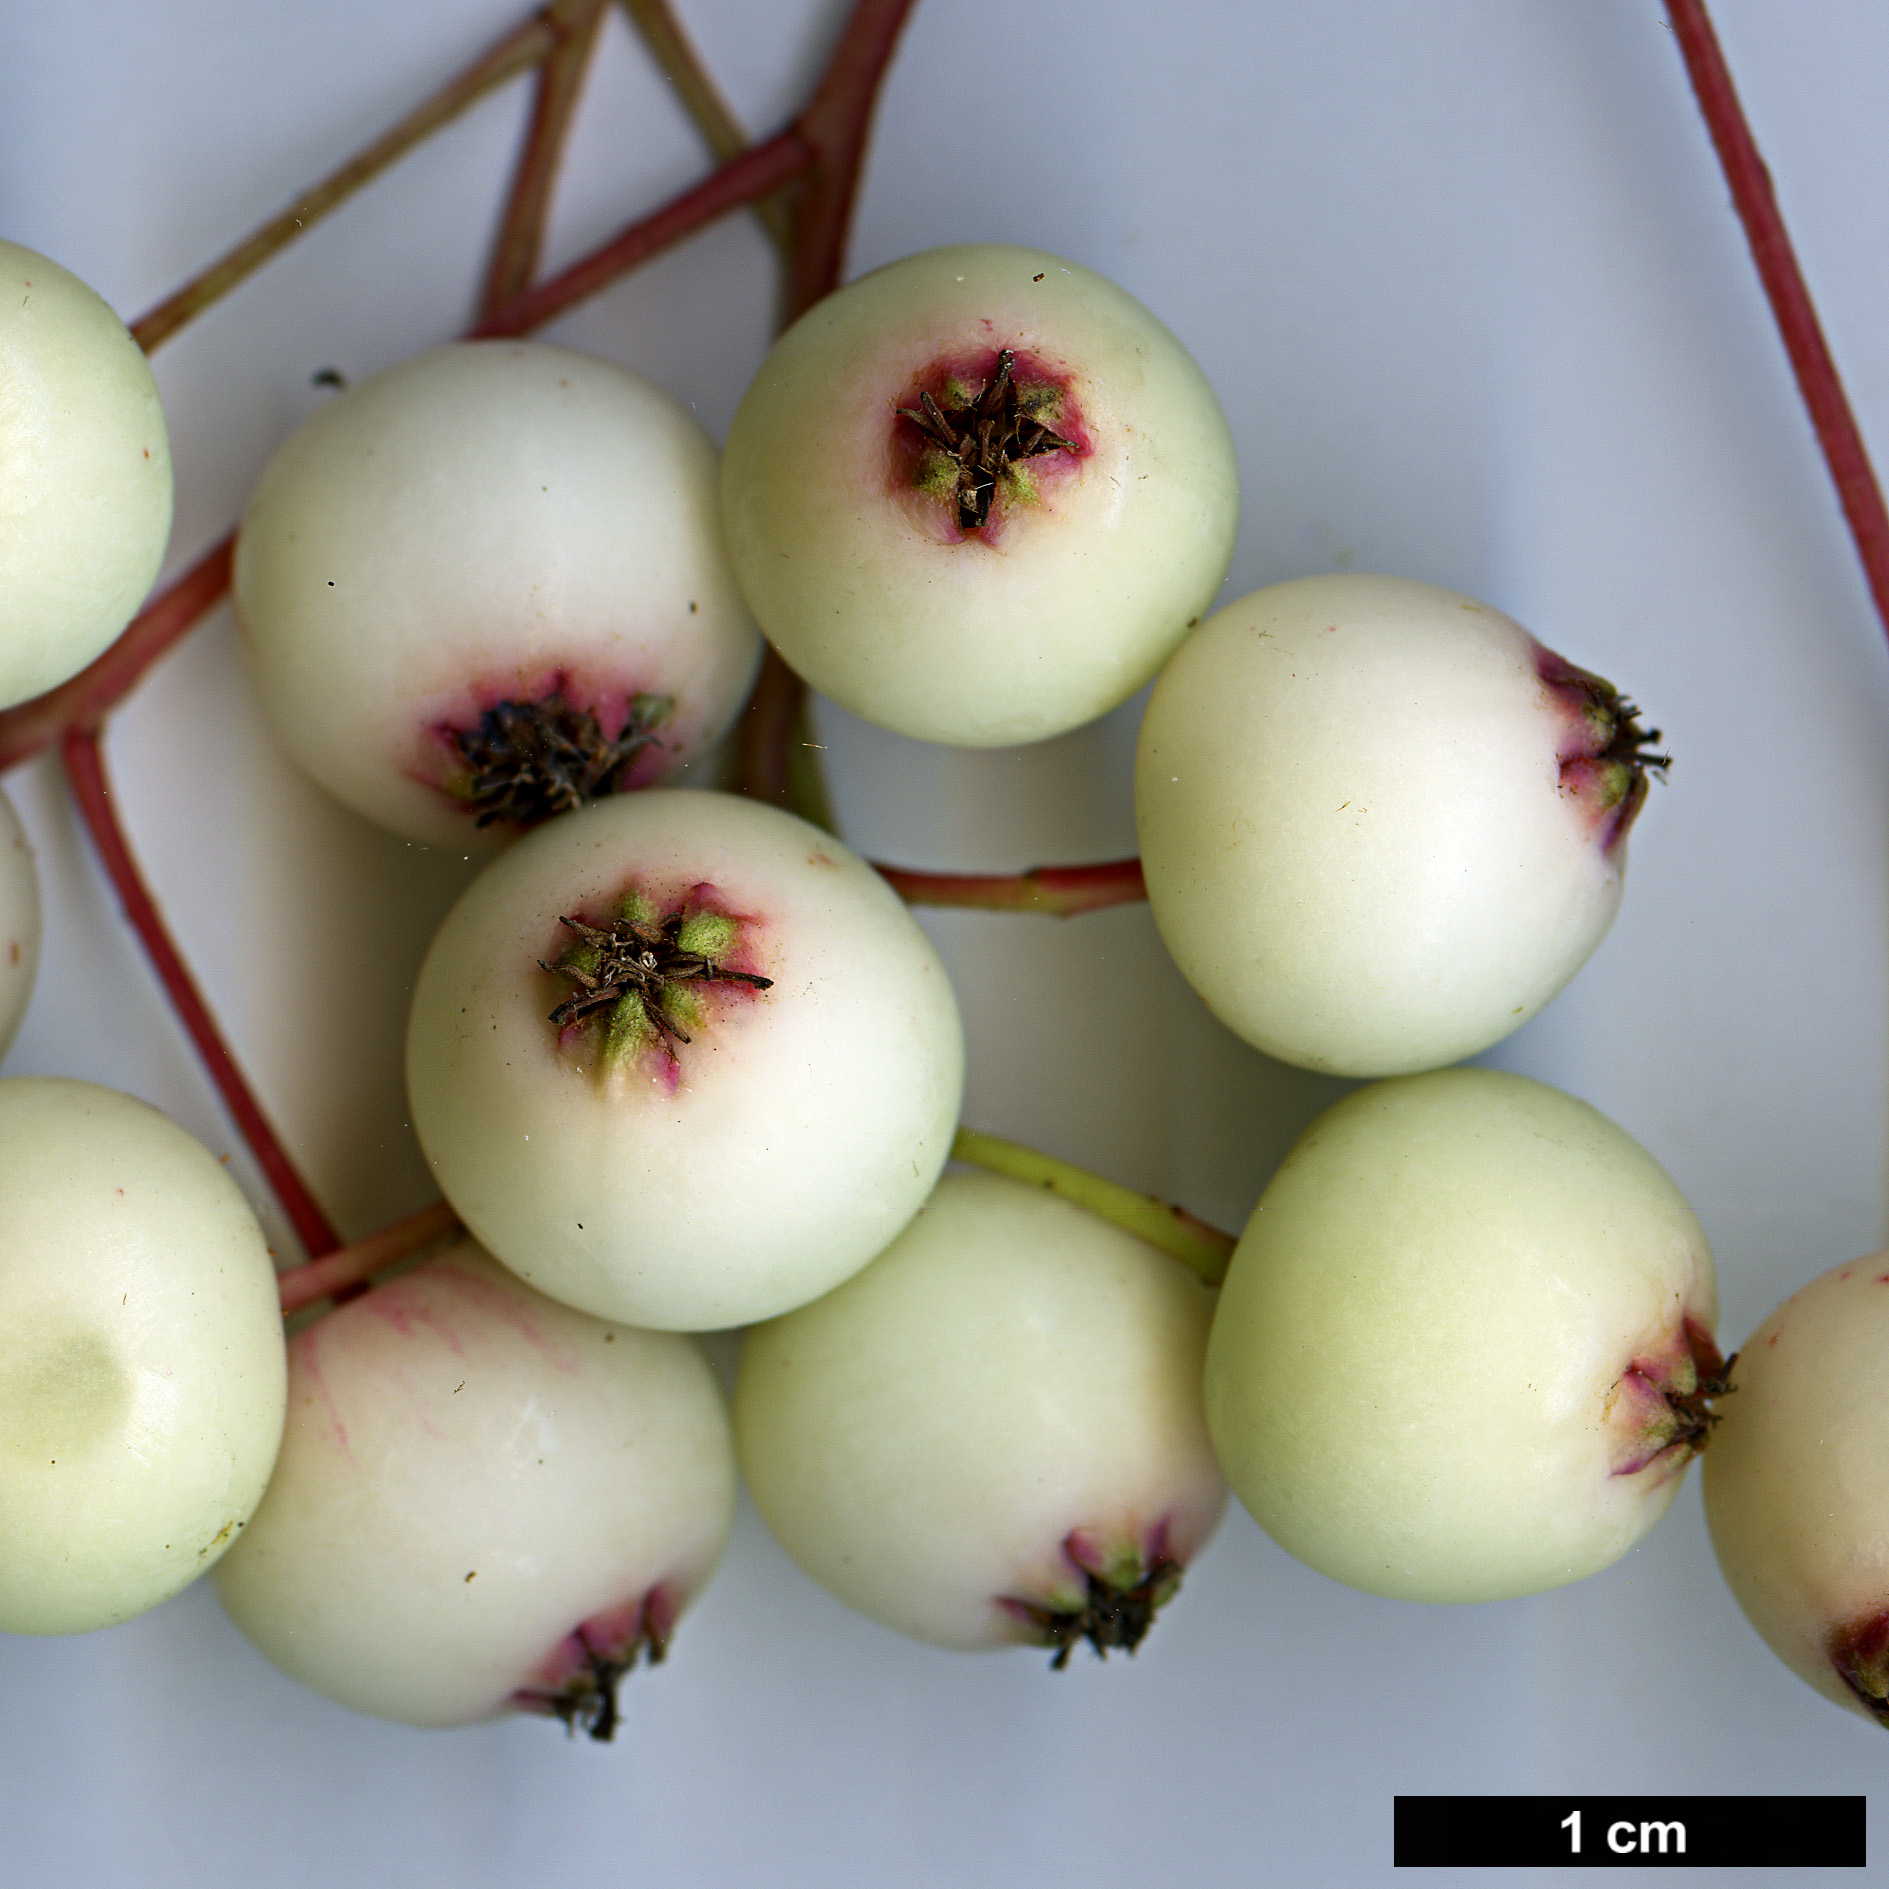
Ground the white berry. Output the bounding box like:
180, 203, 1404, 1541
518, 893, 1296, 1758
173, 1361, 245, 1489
0, 241, 173, 710
1205, 1068, 1718, 1603
214, 1239, 735, 1733
1702, 1254, 1889, 1730
0, 1077, 285, 1633
1135, 573, 1658, 1076
721, 243, 1239, 747
405, 789, 965, 1331
737, 1171, 1225, 1656
233, 340, 761, 848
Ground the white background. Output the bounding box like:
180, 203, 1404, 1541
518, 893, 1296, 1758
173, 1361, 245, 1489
2, 1, 1887, 1882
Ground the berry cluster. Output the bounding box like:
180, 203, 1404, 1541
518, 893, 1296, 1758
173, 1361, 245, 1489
0, 0, 1882, 1775
0, 226, 1724, 1730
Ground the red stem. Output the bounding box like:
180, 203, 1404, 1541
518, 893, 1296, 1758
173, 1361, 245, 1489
0, 535, 234, 776
617, 0, 796, 256
729, 0, 920, 802
733, 647, 811, 810
128, 0, 586, 354
1668, 0, 1889, 635
782, 0, 919, 323
59, 725, 343, 1260
277, 1198, 461, 1314
477, 0, 609, 319
877, 857, 1149, 918
472, 131, 813, 338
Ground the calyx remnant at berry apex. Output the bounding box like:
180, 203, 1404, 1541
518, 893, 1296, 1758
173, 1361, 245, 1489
895, 346, 1079, 533
542, 892, 774, 1079
447, 689, 676, 830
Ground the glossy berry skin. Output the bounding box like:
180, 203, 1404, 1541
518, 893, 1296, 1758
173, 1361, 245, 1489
1205, 1068, 1718, 1603
1703, 1255, 1889, 1731
721, 243, 1239, 747
0, 784, 38, 1059
234, 341, 761, 848
214, 1240, 735, 1732
737, 1171, 1225, 1655
0, 241, 173, 711
0, 1078, 285, 1634
405, 789, 965, 1332
1136, 574, 1653, 1076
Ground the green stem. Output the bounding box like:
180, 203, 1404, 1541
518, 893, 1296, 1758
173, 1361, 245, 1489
784, 697, 839, 834
950, 1127, 1236, 1288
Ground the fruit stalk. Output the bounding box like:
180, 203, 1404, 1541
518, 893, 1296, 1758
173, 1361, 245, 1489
618, 0, 795, 255
275, 1199, 463, 1314
778, 0, 919, 326
729, 0, 924, 805
59, 725, 342, 1259
878, 857, 1147, 918
1670, 0, 1889, 641
0, 536, 232, 776
475, 0, 609, 318
130, 0, 599, 353
477, 0, 920, 341
469, 131, 815, 340
950, 1126, 1235, 1287
733, 647, 823, 815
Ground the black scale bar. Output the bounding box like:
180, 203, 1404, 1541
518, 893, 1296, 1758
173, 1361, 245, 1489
1394, 1795, 1865, 1867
